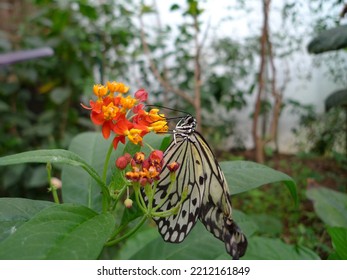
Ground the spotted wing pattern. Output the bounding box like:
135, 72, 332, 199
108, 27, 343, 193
148, 115, 248, 259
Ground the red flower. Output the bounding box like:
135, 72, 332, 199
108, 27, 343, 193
149, 150, 164, 168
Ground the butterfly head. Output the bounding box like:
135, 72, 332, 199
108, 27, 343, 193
175, 114, 197, 136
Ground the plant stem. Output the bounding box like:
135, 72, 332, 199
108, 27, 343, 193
105, 215, 147, 247
51, 187, 60, 204
103, 142, 114, 182
46, 162, 60, 204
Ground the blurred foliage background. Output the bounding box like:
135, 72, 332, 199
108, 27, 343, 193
0, 0, 346, 259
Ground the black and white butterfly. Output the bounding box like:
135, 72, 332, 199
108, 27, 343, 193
149, 114, 247, 259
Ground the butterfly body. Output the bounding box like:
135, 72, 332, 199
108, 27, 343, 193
150, 114, 247, 259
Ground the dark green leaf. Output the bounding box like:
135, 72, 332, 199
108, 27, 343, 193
0, 198, 54, 242
220, 161, 297, 205
306, 187, 347, 228
27, 165, 48, 188
0, 204, 114, 260
116, 225, 159, 260
308, 25, 347, 54
121, 210, 256, 260
78, 3, 98, 20
242, 236, 320, 260
170, 4, 180, 11
119, 195, 143, 226
327, 227, 347, 260
249, 214, 283, 236
325, 89, 347, 111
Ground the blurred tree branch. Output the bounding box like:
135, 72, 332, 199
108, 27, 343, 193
139, 0, 205, 130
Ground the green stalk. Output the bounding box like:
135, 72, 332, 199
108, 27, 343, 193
46, 163, 60, 204
105, 216, 147, 247
103, 141, 114, 182
133, 184, 148, 214
99, 142, 114, 212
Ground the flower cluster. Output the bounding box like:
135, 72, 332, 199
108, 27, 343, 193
83, 80, 182, 212
82, 81, 168, 149
116, 151, 164, 186
116, 151, 181, 210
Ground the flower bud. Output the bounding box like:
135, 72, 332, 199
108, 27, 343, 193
50, 177, 62, 189
116, 155, 130, 170
134, 88, 148, 102
124, 198, 133, 208
167, 161, 180, 172
133, 152, 145, 164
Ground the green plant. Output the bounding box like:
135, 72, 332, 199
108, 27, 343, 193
0, 0, 139, 197
0, 81, 309, 260
306, 186, 347, 259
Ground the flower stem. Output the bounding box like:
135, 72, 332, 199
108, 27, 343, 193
103, 141, 114, 182
46, 163, 60, 204
51, 187, 60, 204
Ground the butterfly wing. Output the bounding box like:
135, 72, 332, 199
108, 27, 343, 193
150, 134, 205, 243
192, 132, 248, 259
144, 112, 247, 259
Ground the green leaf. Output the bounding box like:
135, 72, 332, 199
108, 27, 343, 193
308, 25, 347, 54
0, 204, 114, 260
0, 148, 105, 194
115, 225, 158, 260
50, 87, 71, 105
0, 198, 54, 242
327, 227, 347, 260
220, 161, 297, 204
242, 236, 320, 260
126, 223, 230, 260
249, 214, 283, 236
121, 210, 256, 260
170, 4, 180, 11
306, 187, 347, 228
27, 165, 47, 188
119, 195, 143, 227
61, 132, 115, 210
142, 133, 171, 155
325, 89, 347, 111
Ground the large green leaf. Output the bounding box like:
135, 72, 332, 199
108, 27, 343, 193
0, 198, 54, 242
306, 187, 347, 228
61, 132, 115, 210
220, 161, 297, 204
242, 236, 320, 260
0, 204, 114, 260
119, 210, 257, 260
327, 227, 347, 260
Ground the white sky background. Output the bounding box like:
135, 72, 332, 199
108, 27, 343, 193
150, 0, 346, 152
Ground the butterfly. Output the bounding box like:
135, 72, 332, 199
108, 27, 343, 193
149, 114, 247, 259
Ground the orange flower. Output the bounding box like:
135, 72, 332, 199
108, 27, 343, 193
120, 95, 137, 110
128, 128, 144, 145
82, 80, 169, 150
102, 102, 119, 120
93, 84, 108, 99
149, 120, 168, 133
107, 81, 129, 94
